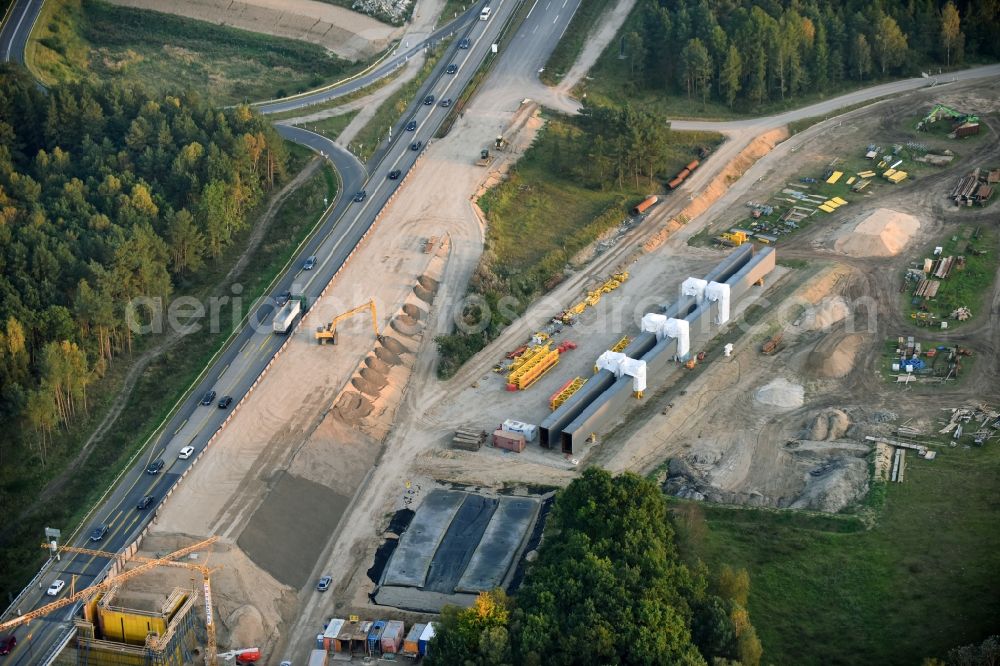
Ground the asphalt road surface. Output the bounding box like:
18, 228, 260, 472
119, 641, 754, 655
0, 0, 519, 662
0, 0, 40, 62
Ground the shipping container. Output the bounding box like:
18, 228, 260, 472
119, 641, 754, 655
308, 649, 327, 666
493, 429, 526, 452
501, 419, 537, 442
403, 623, 426, 657
367, 620, 386, 656
381, 620, 405, 654
631, 195, 658, 215
419, 622, 436, 657
322, 618, 345, 651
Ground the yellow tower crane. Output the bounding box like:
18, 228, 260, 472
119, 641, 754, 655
315, 299, 381, 345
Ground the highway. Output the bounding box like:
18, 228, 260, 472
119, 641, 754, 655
0, 0, 40, 62
0, 0, 521, 662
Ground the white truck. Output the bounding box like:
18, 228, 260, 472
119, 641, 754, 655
273, 299, 301, 334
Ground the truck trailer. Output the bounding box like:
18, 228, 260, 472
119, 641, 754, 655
273, 299, 302, 334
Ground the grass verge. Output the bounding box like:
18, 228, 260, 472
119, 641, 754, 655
0, 145, 335, 602
28, 0, 367, 104
304, 110, 361, 141
436, 0, 473, 28
434, 113, 722, 377
349, 39, 451, 163
264, 66, 404, 122
673, 438, 1000, 665
539, 0, 615, 85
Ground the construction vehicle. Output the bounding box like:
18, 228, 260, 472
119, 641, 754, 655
761, 332, 783, 355
719, 230, 748, 247
273, 296, 305, 334
476, 149, 492, 166
916, 104, 980, 131
315, 300, 381, 345
218, 647, 262, 663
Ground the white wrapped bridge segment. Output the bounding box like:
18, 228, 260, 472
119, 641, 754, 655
641, 313, 668, 341
681, 277, 708, 301
663, 318, 690, 359
620, 358, 647, 393
596, 350, 628, 376
705, 282, 731, 325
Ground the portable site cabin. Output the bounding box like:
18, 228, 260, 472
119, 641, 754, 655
322, 619, 345, 651
367, 620, 386, 656
403, 623, 426, 657
334, 620, 370, 656
419, 622, 436, 657
381, 620, 405, 655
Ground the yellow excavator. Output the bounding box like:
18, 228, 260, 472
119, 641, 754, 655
315, 299, 381, 345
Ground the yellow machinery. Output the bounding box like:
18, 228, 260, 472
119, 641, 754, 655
719, 230, 747, 246
23, 537, 222, 664
549, 377, 585, 411
315, 299, 380, 345
610, 336, 630, 353
507, 344, 560, 390
560, 272, 629, 323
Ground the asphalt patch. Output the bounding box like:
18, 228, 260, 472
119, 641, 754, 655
237, 471, 349, 588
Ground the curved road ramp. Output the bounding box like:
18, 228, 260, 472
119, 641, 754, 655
374, 490, 542, 612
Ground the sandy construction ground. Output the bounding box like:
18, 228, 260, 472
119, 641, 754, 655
139, 8, 1000, 664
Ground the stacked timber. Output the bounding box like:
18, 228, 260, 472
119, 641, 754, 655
452, 425, 486, 451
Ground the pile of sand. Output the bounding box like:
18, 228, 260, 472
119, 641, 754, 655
800, 296, 849, 331
805, 408, 852, 441
834, 208, 920, 257
810, 333, 863, 378
754, 378, 805, 408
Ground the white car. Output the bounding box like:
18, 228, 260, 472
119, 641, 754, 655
47, 579, 66, 596
178, 446, 195, 460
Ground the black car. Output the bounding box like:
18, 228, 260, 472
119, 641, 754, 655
0, 634, 16, 655
405, 120, 417, 131
410, 141, 423, 151
200, 390, 216, 406
146, 458, 165, 475
89, 524, 109, 542
423, 94, 435, 105
352, 190, 367, 202
446, 64, 458, 74
275, 291, 291, 307
218, 395, 233, 409
388, 169, 401, 180
440, 98, 453, 108
458, 38, 470, 49
136, 494, 155, 510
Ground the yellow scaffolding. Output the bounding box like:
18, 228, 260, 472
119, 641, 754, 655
507, 344, 560, 390
549, 377, 586, 411
611, 336, 630, 353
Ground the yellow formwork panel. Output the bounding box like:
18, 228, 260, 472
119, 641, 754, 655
832, 197, 848, 205
98, 607, 168, 645
818, 204, 836, 213
826, 171, 843, 184
513, 349, 560, 389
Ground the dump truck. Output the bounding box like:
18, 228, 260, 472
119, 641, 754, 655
273, 299, 301, 334
476, 149, 492, 166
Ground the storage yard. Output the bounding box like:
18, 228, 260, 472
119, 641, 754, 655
116, 67, 1000, 664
